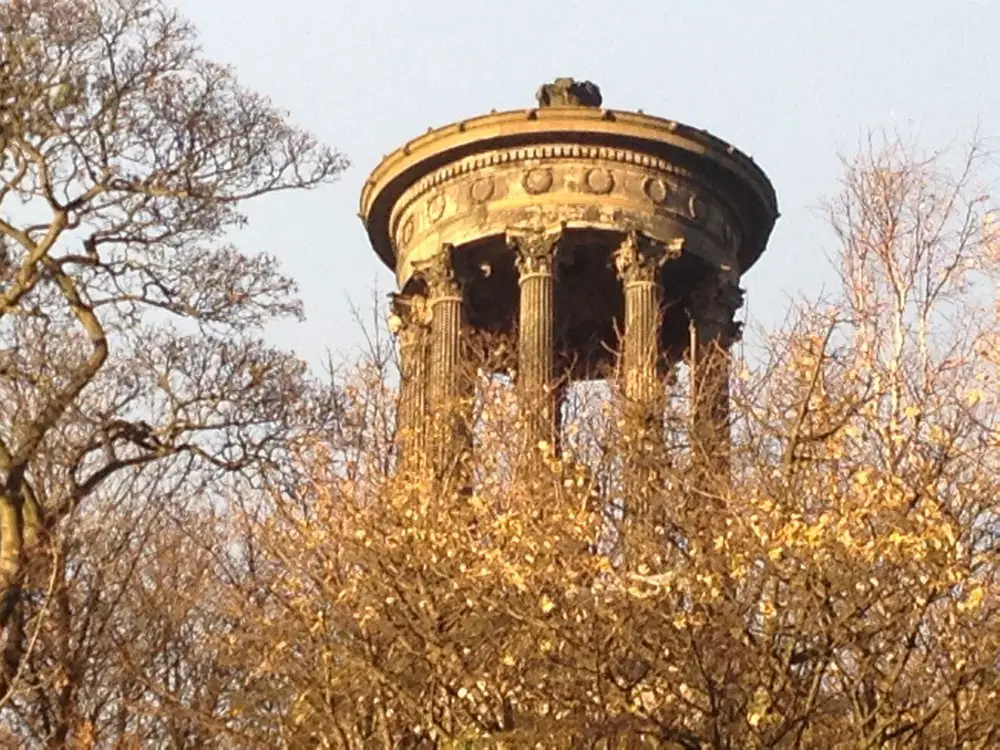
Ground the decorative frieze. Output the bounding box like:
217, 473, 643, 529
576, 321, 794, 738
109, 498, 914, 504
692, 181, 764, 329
388, 142, 742, 288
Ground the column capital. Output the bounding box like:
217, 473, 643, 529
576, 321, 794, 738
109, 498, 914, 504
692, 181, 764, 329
507, 226, 564, 279
414, 246, 461, 301
614, 231, 681, 286
389, 292, 431, 347
688, 271, 745, 344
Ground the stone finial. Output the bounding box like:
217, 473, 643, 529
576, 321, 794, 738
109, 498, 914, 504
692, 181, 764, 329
535, 78, 603, 108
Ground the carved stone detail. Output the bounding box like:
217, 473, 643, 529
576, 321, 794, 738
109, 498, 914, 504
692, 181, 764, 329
508, 227, 563, 278
400, 216, 415, 247
390, 291, 432, 345
585, 168, 614, 194
427, 193, 446, 221
523, 168, 553, 195
688, 272, 745, 345
390, 291, 433, 471
688, 193, 702, 221
536, 78, 603, 108
399, 144, 695, 200
509, 228, 563, 465
390, 145, 740, 288
616, 231, 667, 505
643, 176, 671, 204
614, 231, 666, 286
392, 144, 730, 226
414, 247, 461, 300
687, 270, 744, 478
470, 176, 494, 203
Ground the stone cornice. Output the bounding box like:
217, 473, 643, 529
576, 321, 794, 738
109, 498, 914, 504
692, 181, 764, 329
360, 107, 779, 277
361, 107, 772, 219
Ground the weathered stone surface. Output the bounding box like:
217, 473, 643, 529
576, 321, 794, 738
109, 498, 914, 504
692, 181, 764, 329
508, 228, 562, 466
687, 270, 746, 478
387, 143, 747, 290
360, 83, 778, 480
535, 78, 603, 108
391, 292, 431, 471
413, 250, 468, 475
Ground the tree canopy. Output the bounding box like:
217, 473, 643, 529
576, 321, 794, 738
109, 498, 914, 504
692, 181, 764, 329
3, 1, 1000, 747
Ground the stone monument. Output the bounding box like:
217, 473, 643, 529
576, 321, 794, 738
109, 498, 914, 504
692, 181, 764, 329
360, 80, 778, 483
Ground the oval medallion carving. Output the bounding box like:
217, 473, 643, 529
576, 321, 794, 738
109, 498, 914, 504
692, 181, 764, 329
470, 176, 495, 203
688, 192, 704, 221
427, 193, 446, 221
399, 216, 415, 247
643, 176, 670, 204
523, 168, 553, 195
586, 168, 614, 194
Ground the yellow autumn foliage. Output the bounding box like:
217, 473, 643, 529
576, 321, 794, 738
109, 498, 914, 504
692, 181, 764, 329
211, 138, 1000, 748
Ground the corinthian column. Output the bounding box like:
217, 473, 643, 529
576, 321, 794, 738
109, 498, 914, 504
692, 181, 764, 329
614, 232, 671, 514
508, 227, 562, 468
414, 248, 467, 476
688, 269, 744, 480
390, 291, 430, 473
615, 232, 671, 404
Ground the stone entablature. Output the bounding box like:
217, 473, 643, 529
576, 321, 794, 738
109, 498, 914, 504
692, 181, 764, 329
388, 143, 744, 288
360, 105, 777, 284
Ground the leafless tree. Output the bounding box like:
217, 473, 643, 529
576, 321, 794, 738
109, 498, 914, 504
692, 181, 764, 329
1, 0, 346, 741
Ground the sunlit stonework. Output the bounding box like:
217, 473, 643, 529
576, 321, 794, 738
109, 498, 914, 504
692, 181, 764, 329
360, 79, 778, 475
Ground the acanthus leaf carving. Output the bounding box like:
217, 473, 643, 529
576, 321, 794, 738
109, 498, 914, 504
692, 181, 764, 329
507, 227, 564, 278
614, 231, 678, 286
687, 271, 745, 344
414, 246, 461, 300
389, 292, 432, 346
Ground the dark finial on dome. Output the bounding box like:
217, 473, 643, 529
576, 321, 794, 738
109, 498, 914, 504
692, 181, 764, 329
535, 78, 603, 108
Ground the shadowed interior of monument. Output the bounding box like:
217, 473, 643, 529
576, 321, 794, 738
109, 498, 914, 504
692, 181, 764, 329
411, 228, 716, 382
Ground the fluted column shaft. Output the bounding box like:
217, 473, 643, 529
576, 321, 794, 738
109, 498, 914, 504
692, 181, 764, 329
688, 270, 744, 480
392, 293, 430, 472
616, 233, 667, 405
509, 228, 561, 468
615, 232, 669, 515
416, 249, 466, 476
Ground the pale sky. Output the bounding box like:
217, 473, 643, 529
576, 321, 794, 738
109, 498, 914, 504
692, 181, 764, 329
170, 0, 998, 366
